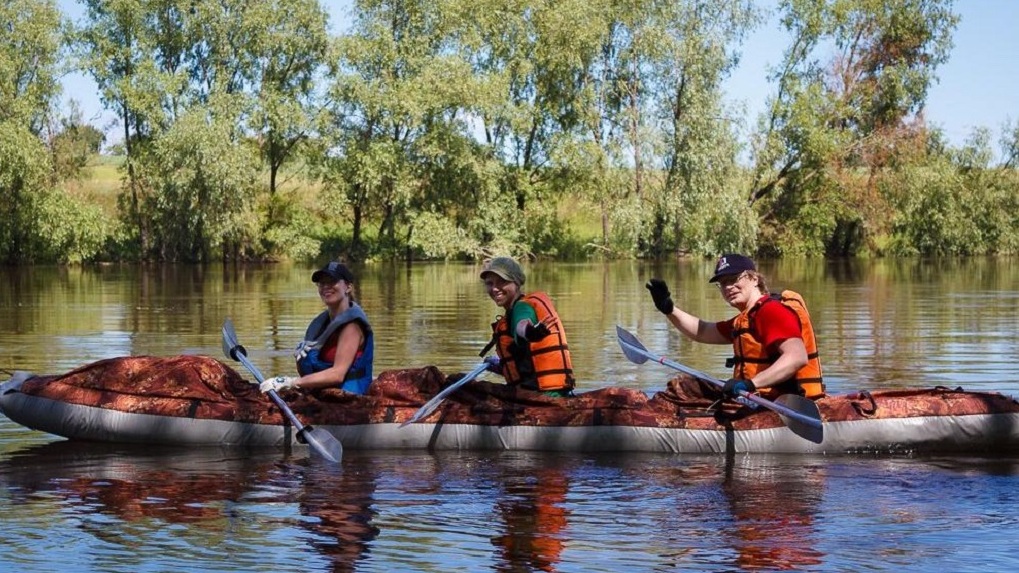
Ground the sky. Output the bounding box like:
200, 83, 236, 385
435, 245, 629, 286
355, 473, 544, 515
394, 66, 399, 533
58, 0, 1018, 152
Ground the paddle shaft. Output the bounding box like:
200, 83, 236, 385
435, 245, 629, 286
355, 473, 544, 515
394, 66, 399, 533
221, 318, 343, 463
400, 361, 489, 427
231, 349, 311, 434
617, 333, 822, 429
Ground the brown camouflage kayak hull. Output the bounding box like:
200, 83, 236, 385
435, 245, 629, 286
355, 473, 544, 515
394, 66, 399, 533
3, 355, 1019, 455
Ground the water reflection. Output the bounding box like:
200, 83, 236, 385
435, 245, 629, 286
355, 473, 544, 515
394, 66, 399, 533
0, 441, 383, 572
4, 441, 1019, 571
0, 441, 279, 523
721, 455, 825, 570
599, 453, 827, 571
297, 459, 381, 573
491, 457, 570, 572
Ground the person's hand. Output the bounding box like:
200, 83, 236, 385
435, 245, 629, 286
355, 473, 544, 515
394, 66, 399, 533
483, 356, 502, 374
260, 376, 299, 394
722, 377, 756, 397
523, 321, 551, 341
646, 279, 674, 315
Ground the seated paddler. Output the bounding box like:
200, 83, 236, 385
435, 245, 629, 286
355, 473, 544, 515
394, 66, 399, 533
646, 254, 824, 401
479, 256, 575, 398
260, 261, 374, 395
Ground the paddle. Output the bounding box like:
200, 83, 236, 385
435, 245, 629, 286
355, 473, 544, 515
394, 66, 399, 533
399, 361, 489, 428
615, 325, 823, 444
220, 318, 343, 463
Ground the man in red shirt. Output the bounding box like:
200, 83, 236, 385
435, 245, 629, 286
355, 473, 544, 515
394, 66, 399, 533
645, 254, 824, 399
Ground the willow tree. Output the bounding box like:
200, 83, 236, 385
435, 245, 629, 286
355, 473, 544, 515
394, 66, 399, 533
321, 0, 480, 258
77, 0, 166, 255
244, 0, 329, 207
0, 0, 61, 262
748, 0, 958, 256
525, 0, 756, 258
76, 0, 319, 260
638, 0, 756, 257
455, 0, 606, 224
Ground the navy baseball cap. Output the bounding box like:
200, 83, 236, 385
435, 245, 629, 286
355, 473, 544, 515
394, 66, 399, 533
311, 261, 355, 284
708, 254, 756, 283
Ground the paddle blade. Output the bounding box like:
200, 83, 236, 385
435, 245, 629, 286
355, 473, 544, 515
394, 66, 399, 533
400, 362, 489, 428
615, 325, 650, 364
221, 318, 238, 359
221, 318, 345, 463
774, 394, 824, 444
220, 318, 247, 361
299, 426, 343, 463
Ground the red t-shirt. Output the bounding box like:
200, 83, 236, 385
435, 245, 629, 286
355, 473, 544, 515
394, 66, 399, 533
320, 331, 340, 363
320, 325, 365, 363
716, 297, 802, 354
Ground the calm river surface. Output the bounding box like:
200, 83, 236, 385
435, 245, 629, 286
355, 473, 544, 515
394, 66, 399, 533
2, 258, 1019, 572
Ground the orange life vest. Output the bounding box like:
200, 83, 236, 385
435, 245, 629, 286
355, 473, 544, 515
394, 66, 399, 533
729, 290, 824, 399
489, 292, 575, 392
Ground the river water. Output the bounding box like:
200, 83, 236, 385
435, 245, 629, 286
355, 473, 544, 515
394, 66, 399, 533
2, 258, 1019, 572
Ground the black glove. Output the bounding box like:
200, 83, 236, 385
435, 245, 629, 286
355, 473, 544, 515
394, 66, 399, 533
722, 378, 756, 397
646, 278, 674, 315
523, 322, 551, 342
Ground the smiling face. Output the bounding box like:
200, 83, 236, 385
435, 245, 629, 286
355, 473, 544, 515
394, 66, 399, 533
317, 278, 350, 311
483, 273, 520, 310
715, 271, 761, 310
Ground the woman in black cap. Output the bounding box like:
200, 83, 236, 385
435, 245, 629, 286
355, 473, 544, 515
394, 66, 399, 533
645, 254, 823, 400
260, 261, 375, 395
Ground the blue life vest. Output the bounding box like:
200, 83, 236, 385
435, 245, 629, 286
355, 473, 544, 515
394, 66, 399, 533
295, 304, 374, 394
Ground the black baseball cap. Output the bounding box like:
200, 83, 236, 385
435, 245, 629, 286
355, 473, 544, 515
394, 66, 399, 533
708, 254, 756, 283
311, 261, 355, 284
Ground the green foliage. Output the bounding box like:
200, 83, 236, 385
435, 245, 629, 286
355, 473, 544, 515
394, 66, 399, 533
260, 191, 321, 261
140, 109, 259, 261
35, 189, 114, 263
0, 121, 52, 262
750, 0, 959, 256
0, 0, 69, 263
886, 159, 975, 255
407, 211, 481, 259
49, 107, 107, 182
0, 0, 1007, 265
886, 135, 1019, 257
0, 0, 62, 132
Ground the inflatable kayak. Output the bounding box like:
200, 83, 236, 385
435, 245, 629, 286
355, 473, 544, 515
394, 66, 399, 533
3, 355, 1019, 455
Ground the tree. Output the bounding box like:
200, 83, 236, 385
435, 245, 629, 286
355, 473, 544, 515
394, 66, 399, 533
748, 0, 958, 256
643, 0, 756, 257
76, 0, 161, 254
144, 108, 259, 261
49, 103, 107, 182
321, 0, 472, 258
247, 0, 329, 204
0, 0, 61, 133
0, 0, 62, 263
